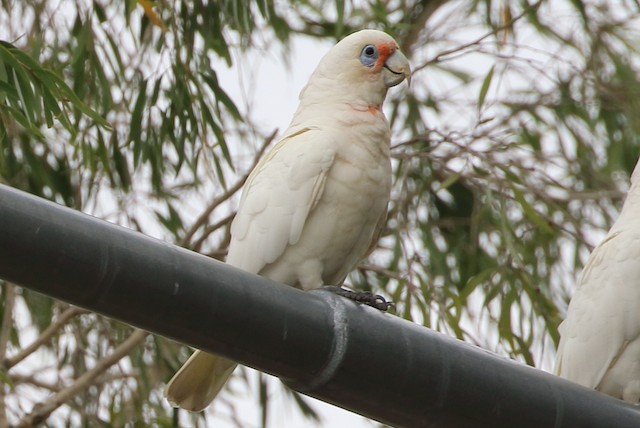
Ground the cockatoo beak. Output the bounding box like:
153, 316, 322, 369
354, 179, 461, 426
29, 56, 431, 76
383, 49, 411, 87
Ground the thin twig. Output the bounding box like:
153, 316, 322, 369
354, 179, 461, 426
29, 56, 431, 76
4, 306, 87, 369
180, 129, 277, 248
15, 329, 148, 428
191, 210, 237, 253
9, 374, 62, 393
358, 264, 405, 283
10, 369, 141, 394
358, 263, 420, 293
412, 0, 543, 74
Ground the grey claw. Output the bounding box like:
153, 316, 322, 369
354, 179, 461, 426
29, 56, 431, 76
321, 286, 394, 312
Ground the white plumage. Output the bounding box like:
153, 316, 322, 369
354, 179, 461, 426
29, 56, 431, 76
555, 160, 640, 402
164, 29, 410, 412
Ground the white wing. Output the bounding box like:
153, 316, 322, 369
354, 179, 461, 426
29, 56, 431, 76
555, 228, 640, 391
226, 126, 336, 275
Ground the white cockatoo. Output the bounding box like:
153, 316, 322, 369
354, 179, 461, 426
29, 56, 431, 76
555, 160, 640, 402
164, 29, 410, 412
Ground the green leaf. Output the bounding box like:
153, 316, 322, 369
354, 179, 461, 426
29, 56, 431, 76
511, 185, 554, 234
438, 172, 461, 190
4, 105, 45, 139
12, 68, 37, 125
0, 79, 17, 101
335, 0, 345, 37
199, 70, 242, 121
112, 132, 131, 192
129, 77, 147, 146
478, 64, 495, 112
461, 267, 496, 299
0, 41, 111, 133
32, 67, 111, 129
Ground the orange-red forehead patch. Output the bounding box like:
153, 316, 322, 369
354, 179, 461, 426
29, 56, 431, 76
374, 41, 398, 68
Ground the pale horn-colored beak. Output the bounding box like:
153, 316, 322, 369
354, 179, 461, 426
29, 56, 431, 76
383, 49, 411, 87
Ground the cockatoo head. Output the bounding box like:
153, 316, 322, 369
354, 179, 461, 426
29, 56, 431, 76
299, 29, 411, 109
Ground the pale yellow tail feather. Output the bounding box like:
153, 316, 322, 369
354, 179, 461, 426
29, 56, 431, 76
164, 350, 237, 412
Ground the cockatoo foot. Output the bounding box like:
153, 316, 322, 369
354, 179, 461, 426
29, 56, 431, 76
321, 286, 394, 311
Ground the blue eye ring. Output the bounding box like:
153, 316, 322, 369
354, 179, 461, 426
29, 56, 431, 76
360, 44, 379, 67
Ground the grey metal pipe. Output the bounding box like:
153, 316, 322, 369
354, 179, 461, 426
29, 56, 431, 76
0, 184, 638, 427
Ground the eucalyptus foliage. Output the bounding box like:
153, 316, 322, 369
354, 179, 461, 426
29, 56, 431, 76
1, 0, 639, 426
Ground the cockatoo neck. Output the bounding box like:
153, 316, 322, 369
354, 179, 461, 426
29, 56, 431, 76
300, 65, 389, 104
291, 77, 388, 126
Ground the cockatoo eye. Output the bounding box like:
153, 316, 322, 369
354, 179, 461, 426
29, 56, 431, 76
359, 44, 379, 67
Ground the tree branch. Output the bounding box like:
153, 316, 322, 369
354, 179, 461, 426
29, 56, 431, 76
412, 0, 543, 74
15, 329, 148, 428
180, 129, 277, 248
191, 210, 237, 253
4, 306, 87, 369
9, 374, 62, 393
10, 369, 141, 395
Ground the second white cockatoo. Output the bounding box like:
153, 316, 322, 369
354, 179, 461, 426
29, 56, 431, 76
164, 29, 410, 412
555, 159, 640, 402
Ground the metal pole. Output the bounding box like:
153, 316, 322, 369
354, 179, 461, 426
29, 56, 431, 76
0, 184, 637, 427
